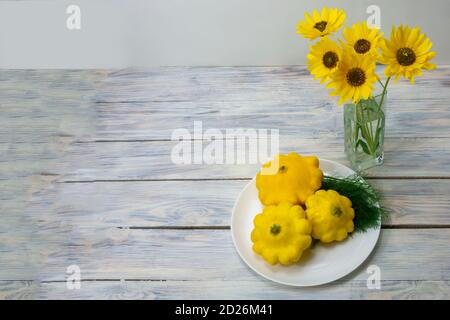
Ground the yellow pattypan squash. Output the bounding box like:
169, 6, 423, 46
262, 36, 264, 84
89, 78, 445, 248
251, 202, 312, 265
256, 152, 323, 205
306, 189, 355, 243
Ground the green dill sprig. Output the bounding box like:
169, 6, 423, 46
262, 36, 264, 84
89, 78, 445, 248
322, 175, 388, 233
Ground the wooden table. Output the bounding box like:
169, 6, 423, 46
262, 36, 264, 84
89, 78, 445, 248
1, 66, 449, 299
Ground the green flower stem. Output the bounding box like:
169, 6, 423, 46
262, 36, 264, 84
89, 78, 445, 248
377, 78, 387, 90
373, 76, 390, 149
356, 102, 376, 156
379, 77, 391, 108
353, 76, 391, 157
353, 120, 360, 152
367, 101, 375, 139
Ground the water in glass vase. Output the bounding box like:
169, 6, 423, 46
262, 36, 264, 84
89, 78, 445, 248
344, 93, 386, 171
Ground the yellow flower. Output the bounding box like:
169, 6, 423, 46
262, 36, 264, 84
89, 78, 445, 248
327, 51, 377, 105
307, 37, 342, 83
379, 25, 436, 84
297, 8, 346, 40
343, 22, 383, 58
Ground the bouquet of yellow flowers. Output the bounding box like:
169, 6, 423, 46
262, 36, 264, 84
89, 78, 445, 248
297, 8, 436, 170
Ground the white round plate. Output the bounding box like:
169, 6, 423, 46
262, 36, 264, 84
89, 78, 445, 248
231, 158, 380, 286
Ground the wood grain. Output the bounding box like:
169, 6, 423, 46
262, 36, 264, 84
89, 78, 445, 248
1, 229, 449, 282
1, 67, 450, 299
92, 67, 449, 104
0, 70, 104, 143
53, 137, 450, 181
0, 281, 37, 300
20, 179, 450, 228
1, 280, 449, 300
82, 97, 450, 140
86, 64, 449, 140
1, 67, 449, 143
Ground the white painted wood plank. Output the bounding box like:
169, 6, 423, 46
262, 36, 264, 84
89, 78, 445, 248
80, 95, 450, 140
21, 179, 450, 228
84, 66, 450, 139
88, 65, 449, 140
371, 179, 450, 226
52, 137, 450, 181
92, 66, 449, 104
2, 177, 446, 282
0, 70, 103, 144
1, 67, 449, 142
0, 281, 37, 300
0, 177, 41, 282
36, 279, 450, 300
1, 280, 449, 300
1, 229, 448, 282
3, 95, 449, 141
5, 137, 448, 180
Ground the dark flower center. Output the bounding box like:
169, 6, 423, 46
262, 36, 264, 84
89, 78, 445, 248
396, 47, 416, 66
314, 21, 327, 32
346, 67, 366, 87
322, 51, 339, 69
354, 39, 371, 54
270, 224, 281, 235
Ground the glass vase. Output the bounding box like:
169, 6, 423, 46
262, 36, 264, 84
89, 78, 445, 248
344, 93, 386, 171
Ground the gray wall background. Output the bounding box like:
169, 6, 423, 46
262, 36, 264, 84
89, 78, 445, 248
0, 0, 448, 68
